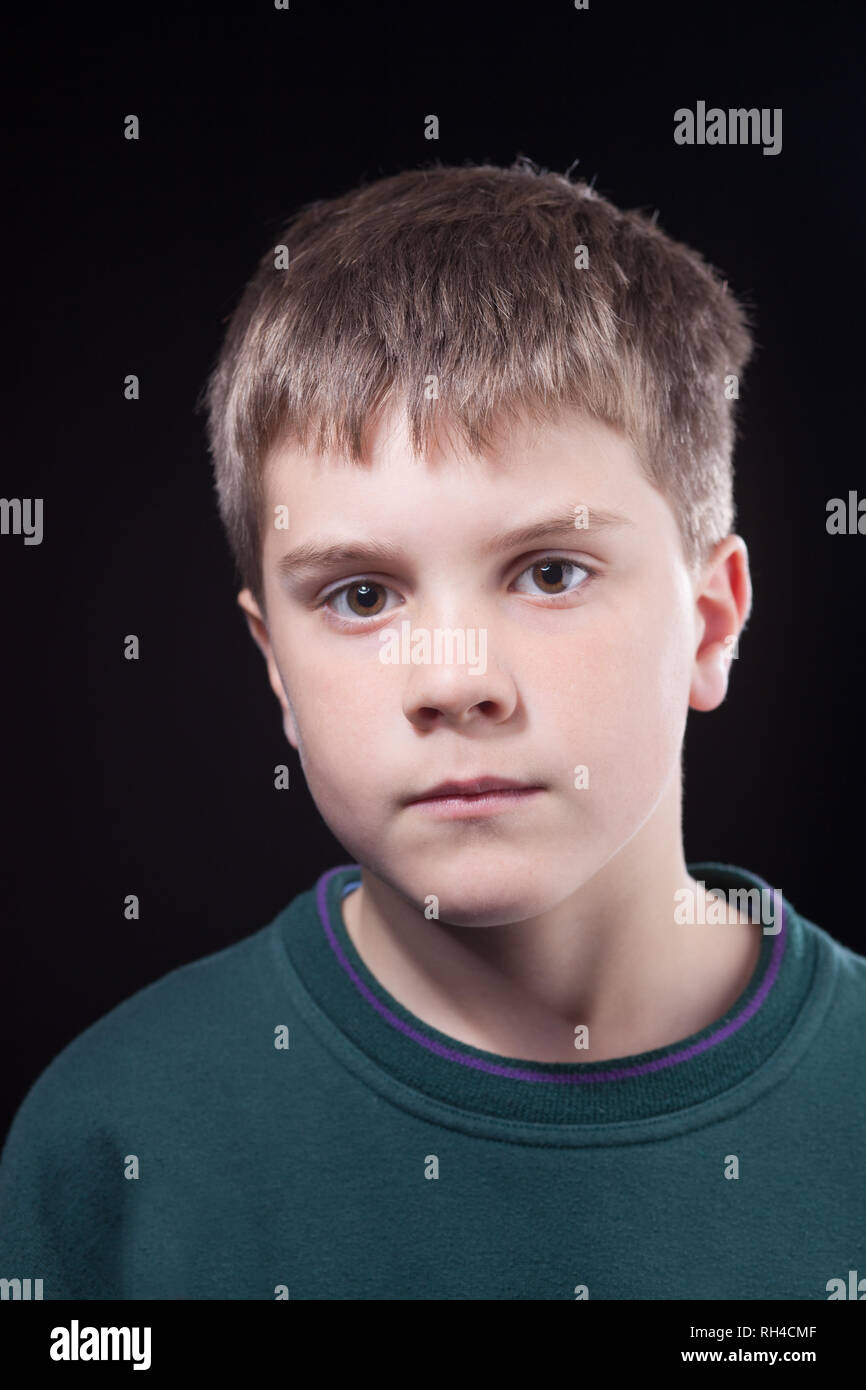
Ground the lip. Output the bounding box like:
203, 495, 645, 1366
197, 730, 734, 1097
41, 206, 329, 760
405, 777, 545, 819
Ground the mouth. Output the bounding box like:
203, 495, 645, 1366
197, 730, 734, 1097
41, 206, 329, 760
404, 777, 546, 819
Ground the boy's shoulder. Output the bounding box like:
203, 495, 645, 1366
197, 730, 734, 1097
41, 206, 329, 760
1, 898, 302, 1158
0, 894, 308, 1297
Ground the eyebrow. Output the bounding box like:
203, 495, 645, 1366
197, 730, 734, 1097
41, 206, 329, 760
275, 507, 633, 581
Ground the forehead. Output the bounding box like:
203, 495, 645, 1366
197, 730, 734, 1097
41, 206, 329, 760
258, 414, 691, 603
262, 405, 661, 523
257, 406, 694, 598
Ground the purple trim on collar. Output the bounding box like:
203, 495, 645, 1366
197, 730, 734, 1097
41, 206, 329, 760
315, 864, 786, 1084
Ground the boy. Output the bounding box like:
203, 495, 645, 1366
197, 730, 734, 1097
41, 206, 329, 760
1, 160, 864, 1301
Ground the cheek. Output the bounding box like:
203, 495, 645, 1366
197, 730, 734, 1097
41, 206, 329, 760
282, 636, 378, 726
279, 643, 391, 796
542, 604, 691, 800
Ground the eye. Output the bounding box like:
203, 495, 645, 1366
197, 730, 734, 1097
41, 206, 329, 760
319, 555, 595, 626
512, 556, 593, 597
321, 580, 399, 621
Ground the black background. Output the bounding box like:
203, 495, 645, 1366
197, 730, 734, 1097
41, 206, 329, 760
2, 0, 863, 1139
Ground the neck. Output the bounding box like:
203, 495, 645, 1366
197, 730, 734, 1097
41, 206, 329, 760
341, 779, 762, 1063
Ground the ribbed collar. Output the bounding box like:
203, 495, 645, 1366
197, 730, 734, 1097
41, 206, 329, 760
273, 861, 828, 1131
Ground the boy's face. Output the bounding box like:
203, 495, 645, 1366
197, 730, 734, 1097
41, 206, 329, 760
240, 406, 747, 926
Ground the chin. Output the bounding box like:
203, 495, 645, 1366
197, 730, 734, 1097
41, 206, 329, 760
424, 841, 618, 924
409, 863, 556, 928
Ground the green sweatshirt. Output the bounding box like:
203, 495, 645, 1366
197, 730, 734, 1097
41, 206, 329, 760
1, 862, 864, 1300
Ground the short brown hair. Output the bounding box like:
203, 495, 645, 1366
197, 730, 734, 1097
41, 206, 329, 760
200, 158, 756, 609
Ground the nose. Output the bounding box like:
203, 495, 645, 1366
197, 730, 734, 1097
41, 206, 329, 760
400, 633, 519, 730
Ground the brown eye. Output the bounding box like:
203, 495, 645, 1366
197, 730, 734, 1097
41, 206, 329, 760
531, 560, 569, 594
512, 557, 591, 598
342, 582, 387, 617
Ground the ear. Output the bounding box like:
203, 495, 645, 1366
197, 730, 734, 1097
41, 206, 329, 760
689, 535, 752, 713
236, 589, 301, 749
